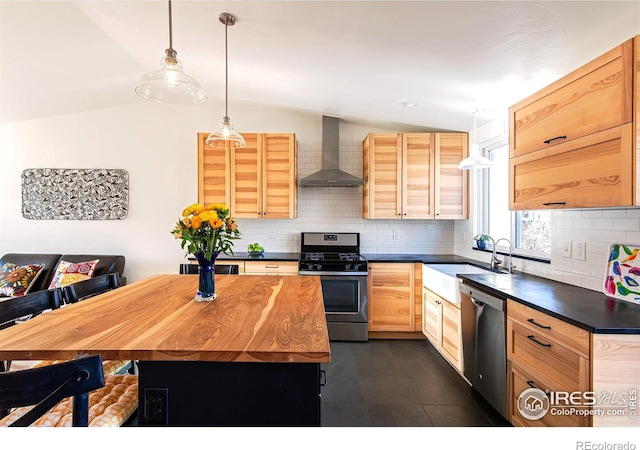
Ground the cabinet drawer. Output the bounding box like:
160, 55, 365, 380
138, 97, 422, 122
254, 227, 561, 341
510, 363, 590, 427
507, 319, 589, 394
244, 261, 298, 275
507, 299, 590, 357
510, 38, 633, 158
509, 124, 634, 210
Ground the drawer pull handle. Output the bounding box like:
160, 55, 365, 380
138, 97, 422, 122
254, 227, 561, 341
527, 318, 551, 330
526, 380, 539, 389
543, 135, 567, 144
265, 265, 279, 269
542, 202, 566, 206
527, 335, 551, 348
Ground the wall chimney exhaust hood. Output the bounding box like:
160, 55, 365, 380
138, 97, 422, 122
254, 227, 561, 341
299, 116, 365, 187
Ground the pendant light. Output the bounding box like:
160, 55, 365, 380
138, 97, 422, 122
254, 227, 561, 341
206, 13, 246, 148
135, 1, 206, 105
458, 110, 492, 170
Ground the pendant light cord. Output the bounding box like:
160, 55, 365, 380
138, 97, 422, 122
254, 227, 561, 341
473, 110, 477, 146
224, 16, 229, 119
167, 1, 174, 52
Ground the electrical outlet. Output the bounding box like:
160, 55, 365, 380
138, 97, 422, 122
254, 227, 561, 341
393, 230, 400, 240
144, 388, 169, 425
268, 229, 276, 239
574, 241, 586, 261
562, 241, 572, 258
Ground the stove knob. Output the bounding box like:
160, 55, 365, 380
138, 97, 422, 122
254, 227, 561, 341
345, 264, 352, 271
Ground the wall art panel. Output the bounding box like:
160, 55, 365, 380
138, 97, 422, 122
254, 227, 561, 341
21, 169, 129, 220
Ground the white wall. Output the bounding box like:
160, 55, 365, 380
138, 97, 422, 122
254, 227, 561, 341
0, 102, 455, 283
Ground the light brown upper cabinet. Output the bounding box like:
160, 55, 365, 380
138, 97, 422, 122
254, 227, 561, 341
363, 132, 468, 219
509, 36, 638, 210
198, 133, 298, 218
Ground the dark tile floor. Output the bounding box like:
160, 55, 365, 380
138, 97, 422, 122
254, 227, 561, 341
320, 339, 512, 427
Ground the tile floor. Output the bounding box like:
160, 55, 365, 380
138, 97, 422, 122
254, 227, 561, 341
320, 339, 512, 427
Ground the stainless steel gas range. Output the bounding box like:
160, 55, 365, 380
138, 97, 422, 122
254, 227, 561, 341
298, 232, 368, 342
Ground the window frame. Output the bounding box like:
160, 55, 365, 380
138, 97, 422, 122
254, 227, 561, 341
476, 137, 551, 262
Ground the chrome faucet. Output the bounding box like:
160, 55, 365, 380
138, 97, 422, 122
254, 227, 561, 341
494, 238, 514, 273
474, 234, 513, 273
474, 234, 500, 269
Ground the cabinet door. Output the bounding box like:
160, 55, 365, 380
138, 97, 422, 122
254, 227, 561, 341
262, 134, 297, 219
403, 133, 434, 219
363, 133, 402, 219
509, 124, 634, 210
422, 287, 441, 347
434, 133, 468, 219
510, 38, 633, 158
441, 300, 462, 371
198, 132, 230, 206
368, 263, 415, 332
231, 133, 262, 218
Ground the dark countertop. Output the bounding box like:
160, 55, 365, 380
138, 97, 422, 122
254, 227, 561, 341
215, 252, 300, 262
458, 271, 640, 334
362, 253, 482, 264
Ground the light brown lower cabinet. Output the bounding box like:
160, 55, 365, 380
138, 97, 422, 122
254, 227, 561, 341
368, 263, 421, 332
507, 299, 591, 427
422, 286, 462, 373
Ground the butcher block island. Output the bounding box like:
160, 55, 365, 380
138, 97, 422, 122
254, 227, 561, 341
0, 274, 331, 426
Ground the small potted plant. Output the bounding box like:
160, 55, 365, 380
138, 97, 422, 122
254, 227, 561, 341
475, 235, 491, 250
248, 242, 264, 257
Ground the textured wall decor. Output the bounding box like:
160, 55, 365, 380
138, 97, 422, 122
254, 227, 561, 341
21, 169, 129, 220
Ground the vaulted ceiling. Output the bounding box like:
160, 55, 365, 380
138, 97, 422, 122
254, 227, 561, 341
1, 1, 638, 132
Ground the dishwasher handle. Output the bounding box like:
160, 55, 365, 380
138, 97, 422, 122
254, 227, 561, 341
460, 284, 505, 312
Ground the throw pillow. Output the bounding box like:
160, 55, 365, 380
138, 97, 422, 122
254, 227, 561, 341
48, 259, 100, 289
0, 262, 45, 297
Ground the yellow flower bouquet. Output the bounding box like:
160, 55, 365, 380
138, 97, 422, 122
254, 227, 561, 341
172, 203, 240, 302
171, 203, 241, 261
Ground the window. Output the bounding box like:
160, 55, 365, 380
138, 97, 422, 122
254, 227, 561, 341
477, 139, 551, 259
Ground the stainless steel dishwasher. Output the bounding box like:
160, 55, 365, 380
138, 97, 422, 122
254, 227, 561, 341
459, 282, 508, 420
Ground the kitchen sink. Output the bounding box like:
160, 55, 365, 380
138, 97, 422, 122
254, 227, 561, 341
422, 264, 496, 304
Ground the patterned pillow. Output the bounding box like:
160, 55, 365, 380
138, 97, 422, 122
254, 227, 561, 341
48, 259, 99, 289
0, 262, 45, 297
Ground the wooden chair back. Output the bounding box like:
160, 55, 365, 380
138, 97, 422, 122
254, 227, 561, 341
0, 354, 105, 427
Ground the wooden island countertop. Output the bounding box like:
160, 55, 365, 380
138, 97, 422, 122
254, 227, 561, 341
0, 274, 331, 364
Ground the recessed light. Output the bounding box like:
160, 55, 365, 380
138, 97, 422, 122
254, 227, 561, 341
399, 100, 417, 108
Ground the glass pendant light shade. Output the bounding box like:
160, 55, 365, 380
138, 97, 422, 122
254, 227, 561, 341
135, 50, 206, 105
135, 1, 206, 106
206, 116, 246, 147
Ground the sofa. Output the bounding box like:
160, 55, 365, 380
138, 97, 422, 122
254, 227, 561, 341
0, 253, 126, 299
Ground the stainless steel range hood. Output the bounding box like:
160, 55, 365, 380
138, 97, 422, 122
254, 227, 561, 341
299, 116, 365, 187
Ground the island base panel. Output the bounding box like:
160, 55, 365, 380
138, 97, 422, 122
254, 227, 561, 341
138, 361, 321, 426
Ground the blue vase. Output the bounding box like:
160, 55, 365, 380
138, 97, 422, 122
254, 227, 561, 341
193, 251, 219, 302
477, 240, 487, 250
